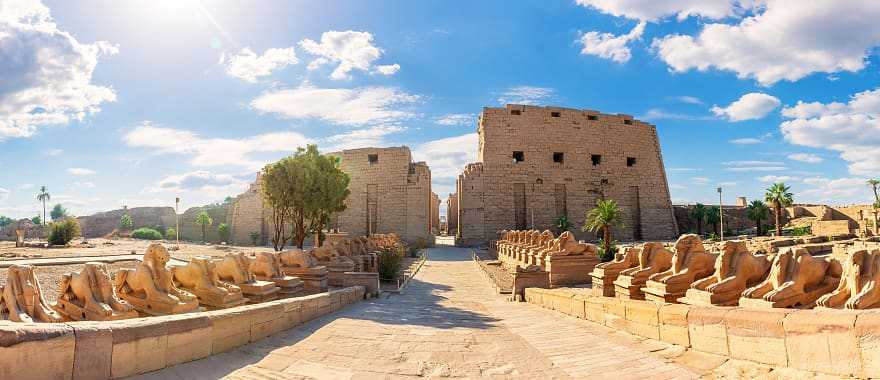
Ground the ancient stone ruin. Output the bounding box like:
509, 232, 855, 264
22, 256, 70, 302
215, 252, 281, 303
642, 234, 716, 302
249, 251, 304, 296
114, 243, 200, 315
54, 262, 139, 321
172, 256, 248, 308
0, 264, 64, 322
613, 242, 674, 300
494, 229, 600, 287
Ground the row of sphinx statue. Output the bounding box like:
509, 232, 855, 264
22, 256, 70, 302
495, 230, 598, 268
0, 234, 402, 323
590, 234, 880, 310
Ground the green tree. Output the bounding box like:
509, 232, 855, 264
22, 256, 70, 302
37, 186, 50, 226
0, 216, 12, 228
120, 214, 133, 231
554, 215, 572, 233
195, 211, 213, 242
746, 200, 770, 236
765, 182, 794, 237
583, 199, 625, 261
50, 203, 68, 221
249, 231, 261, 247
705, 206, 721, 236
48, 218, 81, 246
303, 146, 350, 247
869, 179, 880, 209
218, 222, 230, 243
690, 203, 708, 236
31, 215, 42, 225
165, 227, 177, 240
261, 156, 301, 251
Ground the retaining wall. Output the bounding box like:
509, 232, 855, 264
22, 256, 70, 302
524, 287, 880, 378
0, 286, 366, 380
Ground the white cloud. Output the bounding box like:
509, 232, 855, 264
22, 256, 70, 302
652, 1, 880, 86
669, 184, 686, 190
71, 181, 95, 189
123, 122, 312, 170
497, 86, 555, 105
723, 160, 787, 172
0, 187, 9, 202
67, 167, 96, 176
435, 113, 475, 126
46, 149, 63, 156
639, 108, 712, 121
711, 93, 781, 121
323, 125, 406, 152
758, 175, 796, 183
672, 96, 703, 105
222, 47, 298, 83
251, 84, 419, 126
575, 0, 737, 21
0, 0, 118, 140
787, 153, 823, 163
692, 176, 710, 185
799, 177, 872, 204
578, 21, 645, 63
668, 167, 700, 172
780, 87, 880, 175
412, 133, 479, 195
299, 30, 398, 80
154, 170, 248, 193
18, 183, 33, 190
729, 138, 762, 145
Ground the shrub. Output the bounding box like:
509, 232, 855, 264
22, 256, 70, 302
48, 218, 81, 246
218, 223, 230, 243
787, 225, 811, 236
249, 231, 260, 246
596, 238, 618, 262
378, 247, 404, 280
554, 215, 571, 232
132, 227, 163, 240
120, 214, 133, 231
165, 227, 177, 240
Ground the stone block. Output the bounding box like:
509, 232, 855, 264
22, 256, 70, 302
784, 310, 859, 377
583, 296, 606, 324
569, 295, 587, 319
248, 303, 287, 342
300, 294, 322, 322
551, 290, 575, 315
343, 272, 380, 297
687, 306, 731, 356
206, 308, 253, 354
163, 314, 212, 366
623, 300, 660, 339
854, 311, 880, 378
70, 322, 113, 380
724, 308, 790, 366
0, 322, 75, 380
658, 304, 690, 347
109, 318, 169, 379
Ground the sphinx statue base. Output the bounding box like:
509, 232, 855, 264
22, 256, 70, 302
256, 274, 304, 296
240, 280, 281, 303
53, 262, 139, 321
545, 254, 599, 287
590, 266, 622, 297
613, 275, 647, 300
738, 277, 838, 309
679, 288, 743, 306
54, 298, 139, 321
642, 281, 687, 303
120, 292, 200, 316
283, 266, 328, 292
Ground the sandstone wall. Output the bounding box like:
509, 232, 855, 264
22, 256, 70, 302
77, 207, 176, 238
178, 204, 229, 243
227, 177, 268, 246
672, 205, 773, 236
447, 193, 458, 237
0, 286, 366, 380
430, 192, 440, 235
525, 287, 880, 378
457, 105, 677, 245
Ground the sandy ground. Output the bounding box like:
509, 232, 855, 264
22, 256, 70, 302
0, 261, 139, 303
0, 237, 280, 261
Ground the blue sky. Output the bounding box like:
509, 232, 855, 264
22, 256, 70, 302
2, 0, 879, 219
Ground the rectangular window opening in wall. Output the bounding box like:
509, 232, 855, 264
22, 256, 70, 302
368, 154, 378, 164
511, 110, 521, 115
624, 119, 633, 125
591, 154, 602, 166
627, 157, 637, 167
551, 111, 561, 117
587, 115, 598, 121
553, 152, 564, 164
513, 151, 524, 163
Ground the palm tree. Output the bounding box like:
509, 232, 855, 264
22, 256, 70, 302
705, 206, 721, 236
36, 186, 50, 226
195, 211, 213, 243
583, 199, 625, 261
746, 200, 770, 236
765, 182, 794, 237
690, 203, 708, 236
868, 179, 880, 208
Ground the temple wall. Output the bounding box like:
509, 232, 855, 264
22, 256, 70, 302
447, 193, 458, 237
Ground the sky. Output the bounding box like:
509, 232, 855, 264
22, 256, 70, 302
1, 0, 880, 220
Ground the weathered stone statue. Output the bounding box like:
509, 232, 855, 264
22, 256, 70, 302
54, 262, 138, 320
590, 246, 641, 296
215, 252, 280, 302
277, 248, 328, 292
680, 240, 771, 306
816, 249, 880, 309
643, 235, 716, 303
542, 231, 600, 287
739, 247, 841, 308
0, 265, 64, 322
249, 251, 304, 296
115, 244, 199, 315
526, 230, 556, 266
172, 256, 247, 308
613, 242, 674, 300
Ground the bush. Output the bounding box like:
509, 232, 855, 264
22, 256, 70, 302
596, 238, 618, 262
48, 218, 81, 246
787, 225, 811, 236
249, 231, 261, 246
132, 227, 163, 240
165, 228, 177, 240
378, 247, 404, 280
218, 223, 230, 243
554, 215, 571, 232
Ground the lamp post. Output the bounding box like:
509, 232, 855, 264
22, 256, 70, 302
175, 197, 180, 249
717, 187, 724, 242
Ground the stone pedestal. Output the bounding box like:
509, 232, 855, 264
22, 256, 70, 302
327, 262, 356, 287
613, 274, 646, 300
739, 279, 838, 309
513, 271, 550, 299
641, 280, 686, 303
257, 275, 304, 296
343, 272, 380, 297
177, 287, 248, 309
283, 266, 329, 292
239, 280, 280, 303
679, 288, 742, 306
120, 292, 199, 316
545, 254, 599, 287
589, 267, 625, 297
53, 299, 139, 321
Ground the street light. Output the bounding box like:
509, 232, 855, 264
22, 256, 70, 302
175, 197, 180, 249
717, 187, 724, 242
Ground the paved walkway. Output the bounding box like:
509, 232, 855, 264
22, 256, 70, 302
136, 247, 700, 379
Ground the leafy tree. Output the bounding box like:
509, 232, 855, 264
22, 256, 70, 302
223, 196, 235, 204
131, 227, 162, 240
31, 215, 42, 225
302, 146, 350, 247
765, 182, 794, 237
195, 211, 213, 242
705, 206, 721, 236
690, 203, 708, 236
37, 186, 50, 226
165, 227, 177, 240
583, 199, 625, 262
120, 214, 133, 231
0, 215, 12, 228
249, 231, 261, 247
218, 223, 230, 243
48, 218, 80, 246
746, 200, 770, 236
50, 203, 68, 221
261, 156, 301, 251
869, 179, 880, 209
554, 215, 571, 233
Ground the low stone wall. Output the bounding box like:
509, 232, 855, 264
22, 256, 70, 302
524, 287, 880, 378
0, 286, 366, 380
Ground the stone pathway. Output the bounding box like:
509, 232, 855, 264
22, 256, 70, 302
135, 246, 700, 379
